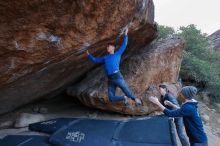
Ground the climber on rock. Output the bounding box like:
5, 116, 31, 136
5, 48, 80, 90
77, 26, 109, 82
86, 27, 142, 106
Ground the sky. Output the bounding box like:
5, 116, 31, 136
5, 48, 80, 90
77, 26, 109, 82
153, 0, 220, 34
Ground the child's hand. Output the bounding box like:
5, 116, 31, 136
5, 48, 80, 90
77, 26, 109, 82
164, 100, 173, 107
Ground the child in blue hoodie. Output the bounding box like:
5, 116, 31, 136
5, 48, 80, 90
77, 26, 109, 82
86, 28, 142, 106
149, 86, 208, 146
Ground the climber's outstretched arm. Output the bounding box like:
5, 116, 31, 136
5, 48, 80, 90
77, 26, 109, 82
115, 28, 128, 55
86, 50, 105, 63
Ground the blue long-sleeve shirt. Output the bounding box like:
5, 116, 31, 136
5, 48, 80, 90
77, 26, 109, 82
163, 100, 208, 143
87, 35, 128, 75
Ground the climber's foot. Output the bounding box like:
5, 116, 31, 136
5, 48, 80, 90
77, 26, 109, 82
124, 96, 129, 106
135, 98, 142, 106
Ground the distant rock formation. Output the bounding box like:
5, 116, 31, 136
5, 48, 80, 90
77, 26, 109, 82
209, 29, 220, 51
67, 37, 185, 115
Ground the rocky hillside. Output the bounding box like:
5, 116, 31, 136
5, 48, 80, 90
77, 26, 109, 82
209, 29, 220, 51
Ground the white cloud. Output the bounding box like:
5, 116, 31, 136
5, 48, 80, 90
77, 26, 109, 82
154, 0, 220, 34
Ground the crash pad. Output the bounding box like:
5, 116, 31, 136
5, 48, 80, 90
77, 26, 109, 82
0, 135, 51, 146
29, 118, 79, 134
49, 119, 120, 146
112, 116, 177, 146
49, 116, 177, 146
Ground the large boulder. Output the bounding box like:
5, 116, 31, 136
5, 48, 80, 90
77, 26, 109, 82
0, 0, 157, 114
209, 29, 220, 51
67, 37, 185, 115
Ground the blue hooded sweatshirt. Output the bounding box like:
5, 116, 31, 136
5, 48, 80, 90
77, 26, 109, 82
87, 35, 128, 76
163, 100, 208, 143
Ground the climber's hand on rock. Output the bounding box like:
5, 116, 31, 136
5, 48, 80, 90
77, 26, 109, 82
86, 50, 90, 55
149, 96, 159, 105
125, 27, 128, 35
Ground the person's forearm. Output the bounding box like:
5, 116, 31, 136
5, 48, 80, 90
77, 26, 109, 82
116, 35, 128, 54
87, 54, 95, 62
157, 102, 166, 111
123, 34, 128, 45
166, 101, 180, 109
171, 104, 180, 109
87, 54, 104, 63
163, 108, 183, 117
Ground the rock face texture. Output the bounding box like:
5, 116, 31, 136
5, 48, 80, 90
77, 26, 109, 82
0, 0, 157, 114
67, 37, 185, 115
209, 29, 220, 51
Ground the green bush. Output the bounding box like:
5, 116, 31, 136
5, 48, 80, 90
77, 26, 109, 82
158, 24, 220, 99
157, 25, 175, 39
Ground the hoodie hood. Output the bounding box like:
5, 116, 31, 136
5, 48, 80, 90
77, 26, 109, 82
183, 99, 198, 107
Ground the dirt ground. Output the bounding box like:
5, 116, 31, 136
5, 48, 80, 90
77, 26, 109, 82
198, 102, 220, 146
0, 95, 219, 146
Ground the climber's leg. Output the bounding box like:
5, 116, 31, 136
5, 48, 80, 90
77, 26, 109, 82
108, 78, 126, 103
110, 72, 142, 106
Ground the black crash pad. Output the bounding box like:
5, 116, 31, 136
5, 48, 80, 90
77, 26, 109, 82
49, 116, 177, 146
0, 135, 52, 146
29, 118, 79, 134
